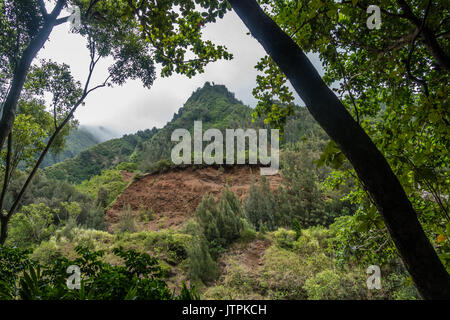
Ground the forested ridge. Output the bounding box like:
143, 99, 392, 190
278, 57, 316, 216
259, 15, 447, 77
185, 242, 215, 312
40, 126, 100, 168
0, 0, 448, 301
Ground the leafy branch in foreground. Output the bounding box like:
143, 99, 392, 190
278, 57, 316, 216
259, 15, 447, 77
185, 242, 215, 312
0, 245, 199, 300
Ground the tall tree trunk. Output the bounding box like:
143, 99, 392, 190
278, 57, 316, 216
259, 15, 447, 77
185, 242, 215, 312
228, 0, 450, 299
0, 1, 65, 152
0, 216, 9, 245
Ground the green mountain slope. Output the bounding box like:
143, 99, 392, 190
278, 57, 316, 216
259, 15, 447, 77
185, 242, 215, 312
137, 82, 326, 165
40, 127, 100, 168
44, 82, 325, 184
44, 128, 158, 183
135, 82, 262, 165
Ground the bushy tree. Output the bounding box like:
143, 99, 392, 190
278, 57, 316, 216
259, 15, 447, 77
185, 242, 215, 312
3, 171, 105, 230
7, 203, 55, 248
116, 205, 137, 234
76, 169, 128, 208
195, 188, 243, 258
244, 177, 278, 231
186, 233, 219, 284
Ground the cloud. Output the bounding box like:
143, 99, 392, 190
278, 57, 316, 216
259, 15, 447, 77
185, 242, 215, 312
38, 9, 324, 136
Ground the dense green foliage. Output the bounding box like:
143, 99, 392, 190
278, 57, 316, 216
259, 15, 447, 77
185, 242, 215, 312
0, 245, 198, 300
2, 171, 105, 233
76, 169, 129, 209
195, 188, 243, 259
244, 145, 355, 231
204, 227, 419, 300
251, 0, 450, 274
45, 129, 157, 184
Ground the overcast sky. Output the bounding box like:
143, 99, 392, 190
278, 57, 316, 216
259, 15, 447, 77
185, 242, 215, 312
38, 8, 324, 137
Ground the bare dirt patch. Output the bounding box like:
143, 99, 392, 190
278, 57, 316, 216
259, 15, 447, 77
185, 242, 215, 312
120, 170, 134, 182
218, 238, 272, 273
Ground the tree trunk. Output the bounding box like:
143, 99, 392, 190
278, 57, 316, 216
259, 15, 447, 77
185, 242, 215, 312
0, 1, 65, 152
0, 216, 9, 246
228, 0, 450, 299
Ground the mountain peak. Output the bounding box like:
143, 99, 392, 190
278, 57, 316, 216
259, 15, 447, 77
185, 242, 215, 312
186, 82, 242, 105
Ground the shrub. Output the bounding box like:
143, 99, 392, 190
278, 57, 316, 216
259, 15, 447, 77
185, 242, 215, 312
116, 162, 138, 171
186, 234, 219, 284
260, 246, 311, 299
273, 228, 297, 249
244, 177, 278, 231
304, 269, 368, 300
153, 159, 172, 173
70, 228, 114, 249
56, 201, 82, 240
182, 220, 218, 284
0, 246, 33, 295
116, 205, 137, 233
239, 219, 256, 243
194, 188, 243, 258
292, 233, 321, 257
76, 169, 128, 208
120, 230, 190, 265
30, 240, 62, 265
83, 205, 106, 230
222, 261, 261, 296
259, 230, 334, 299
132, 171, 144, 181
292, 218, 302, 239
7, 203, 56, 249
137, 205, 154, 223
383, 272, 421, 300
141, 159, 173, 174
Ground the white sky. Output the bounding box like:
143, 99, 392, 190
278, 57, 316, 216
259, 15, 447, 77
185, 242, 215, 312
37, 8, 324, 137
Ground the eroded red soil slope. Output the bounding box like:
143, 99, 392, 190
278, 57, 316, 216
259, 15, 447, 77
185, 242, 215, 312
107, 166, 281, 231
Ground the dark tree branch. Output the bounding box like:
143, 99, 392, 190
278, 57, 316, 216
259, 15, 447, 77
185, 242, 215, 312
342, 0, 449, 72
405, 0, 432, 96
333, 47, 360, 123
38, 0, 48, 17
55, 16, 70, 26
341, 1, 406, 19
0, 133, 12, 217
85, 75, 112, 96
49, 0, 67, 19
86, 0, 100, 16
396, 0, 450, 72
385, 27, 420, 51
289, 9, 327, 38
